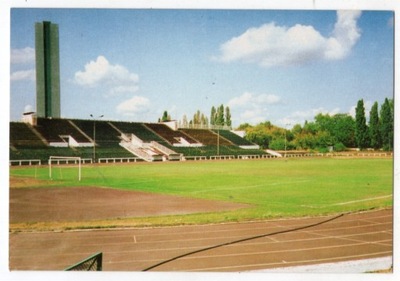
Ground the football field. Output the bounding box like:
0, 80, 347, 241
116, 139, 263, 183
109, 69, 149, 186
10, 157, 393, 229
9, 157, 393, 271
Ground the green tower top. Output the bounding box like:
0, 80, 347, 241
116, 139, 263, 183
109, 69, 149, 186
35, 21, 61, 118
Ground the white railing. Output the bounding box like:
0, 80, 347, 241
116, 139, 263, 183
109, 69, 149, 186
48, 158, 92, 165
209, 155, 235, 160
98, 157, 142, 164
183, 156, 207, 161
10, 159, 42, 166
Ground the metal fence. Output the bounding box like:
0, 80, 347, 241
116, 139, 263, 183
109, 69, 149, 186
65, 252, 103, 271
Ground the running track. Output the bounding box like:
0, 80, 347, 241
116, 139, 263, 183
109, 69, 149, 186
9, 208, 392, 272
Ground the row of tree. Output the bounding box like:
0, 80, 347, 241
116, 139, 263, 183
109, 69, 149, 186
210, 105, 232, 127
160, 104, 232, 128
238, 98, 393, 152
355, 99, 394, 150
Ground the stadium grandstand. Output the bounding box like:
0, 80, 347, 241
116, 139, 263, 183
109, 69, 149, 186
10, 117, 266, 165
9, 21, 267, 165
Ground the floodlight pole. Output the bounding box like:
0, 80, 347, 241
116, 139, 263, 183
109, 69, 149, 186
284, 123, 291, 158
90, 114, 104, 163
217, 129, 220, 156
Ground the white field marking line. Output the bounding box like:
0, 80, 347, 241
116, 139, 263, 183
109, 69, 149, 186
190, 179, 311, 194
116, 237, 392, 262
46, 212, 391, 242
13, 226, 390, 257
15, 212, 391, 241
10, 216, 392, 250
302, 229, 393, 248
12, 218, 392, 254
187, 251, 393, 272
269, 219, 392, 237
358, 218, 394, 227
267, 237, 279, 242
13, 229, 392, 259
106, 239, 393, 264
301, 195, 392, 208
178, 239, 392, 261
48, 224, 294, 245
52, 208, 392, 236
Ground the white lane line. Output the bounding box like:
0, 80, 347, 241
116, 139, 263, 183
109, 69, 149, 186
186, 252, 393, 272
191, 179, 311, 194
11, 219, 392, 255
301, 195, 392, 208
178, 239, 392, 261
304, 229, 392, 247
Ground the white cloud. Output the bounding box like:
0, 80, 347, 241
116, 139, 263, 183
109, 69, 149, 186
10, 69, 35, 81
228, 92, 280, 108
11, 47, 35, 64
278, 107, 341, 127
227, 91, 281, 124
216, 11, 361, 67
116, 96, 150, 116
292, 107, 341, 119
74, 56, 139, 96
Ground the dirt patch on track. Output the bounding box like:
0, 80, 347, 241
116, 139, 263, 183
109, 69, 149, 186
9, 176, 52, 189
10, 187, 247, 223
9, 209, 392, 271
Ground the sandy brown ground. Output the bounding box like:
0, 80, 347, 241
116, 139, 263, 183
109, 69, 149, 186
9, 208, 392, 271
10, 186, 247, 223
9, 179, 392, 272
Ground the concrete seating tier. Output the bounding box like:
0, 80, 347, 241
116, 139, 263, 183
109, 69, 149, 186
36, 118, 91, 143
145, 123, 199, 145
180, 129, 232, 146
10, 122, 47, 148
110, 121, 164, 143
71, 119, 121, 147
212, 130, 255, 146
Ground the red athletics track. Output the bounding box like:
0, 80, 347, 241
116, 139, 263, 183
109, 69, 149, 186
9, 208, 392, 272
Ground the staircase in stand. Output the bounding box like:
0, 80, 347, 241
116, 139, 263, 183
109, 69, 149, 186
120, 134, 181, 162
120, 141, 160, 162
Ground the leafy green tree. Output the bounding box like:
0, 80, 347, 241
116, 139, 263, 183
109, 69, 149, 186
245, 126, 271, 148
236, 123, 252, 131
269, 138, 286, 150
303, 121, 319, 134
380, 98, 394, 151
159, 110, 171, 122
210, 106, 216, 125
314, 113, 355, 148
315, 130, 334, 148
332, 114, 355, 148
314, 113, 332, 131
181, 114, 188, 127
369, 102, 381, 149
292, 131, 317, 150
291, 124, 303, 135
216, 104, 225, 126
355, 99, 369, 149
225, 106, 232, 127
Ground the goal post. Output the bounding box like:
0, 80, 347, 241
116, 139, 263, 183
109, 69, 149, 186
49, 156, 82, 181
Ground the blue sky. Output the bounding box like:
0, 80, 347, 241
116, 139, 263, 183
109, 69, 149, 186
10, 8, 394, 128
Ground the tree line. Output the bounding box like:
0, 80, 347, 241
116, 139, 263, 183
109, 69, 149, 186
238, 98, 393, 152
159, 104, 232, 128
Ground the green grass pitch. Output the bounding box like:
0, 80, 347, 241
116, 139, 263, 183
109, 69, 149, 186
10, 157, 393, 224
